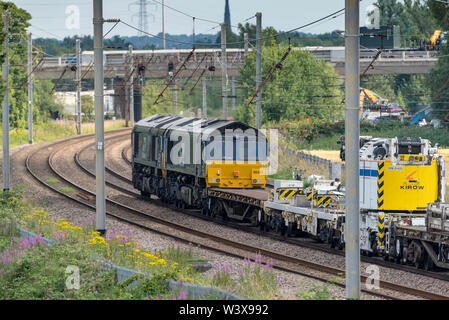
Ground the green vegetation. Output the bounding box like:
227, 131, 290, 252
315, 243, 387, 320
235, 46, 343, 127
81, 95, 94, 121
281, 120, 449, 151
0, 188, 287, 300
0, 2, 31, 128
375, 0, 439, 46
297, 278, 341, 300
33, 80, 64, 122
44, 178, 60, 184
57, 187, 74, 193
0, 119, 126, 152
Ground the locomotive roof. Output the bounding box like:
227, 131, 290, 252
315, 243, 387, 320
134, 114, 259, 135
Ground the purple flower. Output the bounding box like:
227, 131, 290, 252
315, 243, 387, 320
155, 296, 160, 300
255, 252, 262, 264
92, 286, 96, 292
177, 289, 188, 300
221, 265, 231, 273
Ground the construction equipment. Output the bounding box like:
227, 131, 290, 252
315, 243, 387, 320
429, 30, 442, 50
360, 88, 405, 120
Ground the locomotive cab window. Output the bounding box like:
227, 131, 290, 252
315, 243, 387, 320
235, 135, 268, 162
150, 135, 157, 161
133, 133, 139, 157
142, 135, 148, 160
205, 134, 268, 162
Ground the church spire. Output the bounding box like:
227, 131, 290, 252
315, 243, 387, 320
224, 0, 231, 27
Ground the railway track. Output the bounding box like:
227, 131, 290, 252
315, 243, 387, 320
25, 131, 449, 300
109, 135, 449, 285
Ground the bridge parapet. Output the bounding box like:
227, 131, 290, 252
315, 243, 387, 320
35, 47, 440, 80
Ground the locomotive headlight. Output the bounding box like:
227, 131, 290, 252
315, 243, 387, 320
212, 178, 216, 182
258, 179, 262, 183
216, 178, 220, 182
253, 179, 257, 183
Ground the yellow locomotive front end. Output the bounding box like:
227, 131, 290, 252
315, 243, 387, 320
204, 132, 268, 189
206, 161, 268, 188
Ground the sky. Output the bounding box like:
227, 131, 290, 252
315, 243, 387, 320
12, 0, 378, 39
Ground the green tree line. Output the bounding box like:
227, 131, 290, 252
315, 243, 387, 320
0, 1, 63, 129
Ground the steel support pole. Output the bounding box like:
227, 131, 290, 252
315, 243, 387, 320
76, 38, 81, 135
93, 0, 106, 235
172, 79, 177, 115
2, 13, 9, 191
221, 23, 227, 120
256, 12, 262, 129
129, 45, 134, 124
345, 0, 360, 299
202, 76, 207, 118
27, 32, 33, 143
162, 0, 165, 49
124, 57, 129, 127
231, 76, 236, 110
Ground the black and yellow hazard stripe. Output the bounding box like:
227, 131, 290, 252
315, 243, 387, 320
378, 214, 385, 247
277, 188, 303, 200
306, 189, 318, 201
377, 162, 385, 210
315, 195, 332, 208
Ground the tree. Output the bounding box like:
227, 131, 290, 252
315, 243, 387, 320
426, 1, 449, 120
33, 80, 63, 121
81, 95, 94, 121
0, 2, 31, 128
428, 0, 449, 30
373, 0, 440, 46
235, 45, 343, 127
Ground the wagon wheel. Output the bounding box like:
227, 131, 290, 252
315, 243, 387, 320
211, 200, 223, 219
286, 222, 293, 238
140, 190, 151, 200
424, 253, 434, 272
412, 241, 424, 269
401, 247, 408, 265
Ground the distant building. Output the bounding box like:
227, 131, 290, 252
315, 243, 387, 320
54, 90, 115, 116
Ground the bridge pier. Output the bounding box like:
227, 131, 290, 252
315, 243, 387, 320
112, 77, 142, 122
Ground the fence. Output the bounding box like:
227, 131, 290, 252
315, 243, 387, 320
283, 146, 344, 181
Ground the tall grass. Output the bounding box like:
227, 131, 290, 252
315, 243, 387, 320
0, 119, 126, 152
282, 121, 449, 151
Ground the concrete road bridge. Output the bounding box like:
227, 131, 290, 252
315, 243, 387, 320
34, 46, 439, 81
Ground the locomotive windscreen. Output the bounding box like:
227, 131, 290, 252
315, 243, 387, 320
205, 132, 268, 162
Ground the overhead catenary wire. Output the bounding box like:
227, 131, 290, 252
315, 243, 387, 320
119, 6, 350, 48
147, 0, 240, 28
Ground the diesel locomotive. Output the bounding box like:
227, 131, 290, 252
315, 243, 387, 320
132, 114, 269, 210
